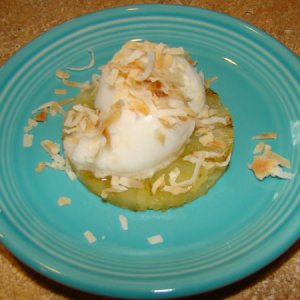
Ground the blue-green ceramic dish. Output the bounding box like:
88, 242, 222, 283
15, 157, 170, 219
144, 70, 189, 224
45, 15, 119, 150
0, 4, 299, 299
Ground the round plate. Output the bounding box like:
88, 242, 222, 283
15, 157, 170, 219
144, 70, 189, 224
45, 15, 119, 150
0, 4, 299, 299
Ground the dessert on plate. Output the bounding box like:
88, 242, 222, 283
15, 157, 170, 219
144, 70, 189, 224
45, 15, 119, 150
62, 41, 234, 211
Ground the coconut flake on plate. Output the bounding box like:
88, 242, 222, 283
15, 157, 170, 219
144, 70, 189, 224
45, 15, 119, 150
252, 132, 277, 140
66, 49, 95, 71
118, 215, 128, 231
147, 234, 164, 245
57, 196, 72, 206
83, 230, 97, 244
23, 133, 33, 148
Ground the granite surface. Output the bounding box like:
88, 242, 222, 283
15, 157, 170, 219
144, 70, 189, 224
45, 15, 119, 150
0, 0, 299, 299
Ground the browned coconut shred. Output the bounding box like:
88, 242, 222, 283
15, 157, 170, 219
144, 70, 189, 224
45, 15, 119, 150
66, 49, 95, 71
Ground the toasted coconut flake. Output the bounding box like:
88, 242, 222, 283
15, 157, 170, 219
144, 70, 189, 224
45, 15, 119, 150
101, 100, 123, 132
264, 150, 291, 168
41, 140, 60, 156
28, 118, 38, 127
171, 159, 202, 187
66, 49, 95, 71
154, 129, 166, 145
84, 230, 97, 244
50, 102, 64, 116
24, 118, 39, 132
52, 153, 65, 165
136, 51, 155, 81
183, 150, 230, 170
120, 49, 144, 66
54, 89, 67, 95
57, 196, 71, 206
46, 152, 65, 169
100, 185, 128, 199
270, 166, 295, 179
44, 161, 65, 170
248, 155, 278, 180
23, 133, 33, 148
62, 78, 82, 88
212, 153, 232, 168
32, 101, 55, 114
106, 68, 119, 86
73, 104, 94, 115
158, 117, 175, 128
128, 97, 150, 115
65, 159, 77, 180
151, 174, 165, 195
252, 132, 277, 140
205, 76, 218, 88
163, 185, 192, 195
34, 109, 48, 122
253, 142, 265, 154
147, 234, 164, 245
64, 110, 85, 127
63, 127, 79, 134
264, 144, 272, 151
168, 168, 181, 185
35, 162, 46, 172
118, 214, 128, 231
187, 56, 196, 66
153, 88, 168, 98
56, 69, 70, 79
57, 97, 74, 107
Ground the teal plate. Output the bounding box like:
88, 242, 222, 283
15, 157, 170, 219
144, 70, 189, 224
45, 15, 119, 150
0, 4, 299, 299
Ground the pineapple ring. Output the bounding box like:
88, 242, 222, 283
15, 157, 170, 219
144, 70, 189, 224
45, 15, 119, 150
63, 88, 234, 211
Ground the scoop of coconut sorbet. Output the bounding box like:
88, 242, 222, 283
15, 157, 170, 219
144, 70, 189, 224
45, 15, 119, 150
64, 41, 206, 179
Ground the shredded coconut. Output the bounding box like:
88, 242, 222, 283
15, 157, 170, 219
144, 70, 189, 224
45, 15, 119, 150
162, 185, 192, 195
253, 142, 265, 154
55, 69, 70, 79
118, 215, 128, 231
151, 174, 165, 194
65, 159, 77, 180
198, 116, 228, 126
62, 78, 83, 88
83, 230, 97, 244
23, 133, 33, 148
147, 234, 164, 245
253, 132, 277, 140
41, 140, 60, 156
101, 185, 128, 198
249, 136, 294, 180
35, 162, 46, 172
66, 49, 95, 71
34, 109, 48, 122
57, 196, 71, 206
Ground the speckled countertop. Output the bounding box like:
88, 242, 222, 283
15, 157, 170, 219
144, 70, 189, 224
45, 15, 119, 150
0, 0, 299, 299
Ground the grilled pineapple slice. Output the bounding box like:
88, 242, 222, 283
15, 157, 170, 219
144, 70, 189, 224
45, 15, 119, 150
64, 88, 234, 211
